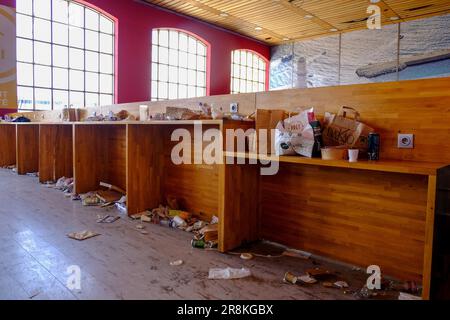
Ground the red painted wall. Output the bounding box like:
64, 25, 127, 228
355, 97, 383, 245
0, 0, 270, 117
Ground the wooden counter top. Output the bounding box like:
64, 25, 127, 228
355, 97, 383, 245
225, 152, 448, 176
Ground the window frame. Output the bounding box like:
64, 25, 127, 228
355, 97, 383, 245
230, 49, 268, 94
15, 0, 118, 111
151, 27, 211, 101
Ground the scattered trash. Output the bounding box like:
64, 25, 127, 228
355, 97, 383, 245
55, 177, 74, 195
67, 230, 100, 241
115, 202, 127, 215
282, 249, 311, 260
398, 292, 422, 300
283, 272, 298, 284
99, 182, 126, 195
208, 268, 251, 280
81, 192, 102, 206
170, 260, 184, 266
199, 224, 218, 242
210, 215, 219, 225
96, 215, 120, 223
322, 282, 334, 288
334, 281, 349, 289
306, 267, 332, 279
26, 172, 39, 177
140, 230, 149, 235
141, 215, 152, 223
298, 275, 318, 284
240, 253, 254, 260
135, 224, 145, 230
130, 213, 144, 220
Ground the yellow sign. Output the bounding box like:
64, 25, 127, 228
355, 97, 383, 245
0, 5, 16, 110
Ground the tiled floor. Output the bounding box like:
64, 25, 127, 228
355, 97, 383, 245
0, 169, 374, 300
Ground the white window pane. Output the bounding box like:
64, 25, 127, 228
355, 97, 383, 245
247, 67, 253, 81
259, 70, 266, 82
158, 46, 168, 65
233, 79, 239, 93
69, 70, 84, 91
70, 91, 84, 108
86, 72, 99, 92
197, 56, 205, 72
197, 87, 205, 97
159, 30, 168, 47
240, 51, 247, 65
152, 29, 158, 45
34, 18, 51, 42
100, 94, 113, 106
152, 45, 158, 62
17, 38, 33, 63
69, 2, 84, 27
100, 74, 113, 94
35, 88, 52, 110
179, 33, 188, 51
246, 81, 252, 92
178, 85, 187, 99
253, 69, 259, 82
197, 43, 206, 56
17, 63, 33, 86
86, 30, 99, 51
179, 51, 187, 68
169, 31, 178, 50
17, 86, 34, 110
85, 9, 99, 30
188, 37, 197, 54
253, 57, 259, 69
86, 51, 99, 72
17, 14, 33, 38
100, 16, 114, 34
247, 53, 253, 67
240, 67, 246, 79
69, 26, 84, 48
179, 68, 187, 85
53, 0, 69, 24
233, 65, 240, 78
86, 93, 99, 107
100, 33, 113, 54
168, 66, 178, 83
240, 79, 246, 92
188, 53, 196, 69
17, 0, 32, 15
187, 70, 196, 85
158, 82, 168, 99
69, 48, 84, 69
34, 0, 51, 19
53, 45, 68, 68
187, 86, 196, 98
197, 72, 205, 87
151, 81, 158, 99
151, 63, 158, 80
253, 82, 258, 92
168, 83, 177, 99
53, 67, 68, 89
158, 64, 168, 82
233, 51, 240, 64
100, 54, 113, 74
34, 41, 52, 65
53, 90, 69, 110
53, 22, 68, 45
168, 49, 178, 66
259, 59, 266, 69
35, 65, 52, 87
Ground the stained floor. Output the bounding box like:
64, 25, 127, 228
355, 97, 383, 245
0, 169, 392, 300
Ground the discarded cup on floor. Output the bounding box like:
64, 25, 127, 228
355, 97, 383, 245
283, 272, 298, 284
348, 149, 359, 163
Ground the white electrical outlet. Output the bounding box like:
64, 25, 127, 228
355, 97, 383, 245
398, 134, 414, 149
230, 102, 239, 113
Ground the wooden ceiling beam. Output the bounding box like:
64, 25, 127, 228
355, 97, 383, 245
177, 0, 287, 41
277, 0, 339, 31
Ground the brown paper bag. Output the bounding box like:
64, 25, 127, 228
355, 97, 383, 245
322, 107, 374, 150
255, 109, 288, 154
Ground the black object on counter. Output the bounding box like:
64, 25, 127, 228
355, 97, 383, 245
12, 116, 31, 123
368, 133, 380, 160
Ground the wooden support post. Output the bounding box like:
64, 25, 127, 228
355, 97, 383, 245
16, 124, 39, 175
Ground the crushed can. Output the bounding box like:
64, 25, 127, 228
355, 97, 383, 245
191, 239, 206, 249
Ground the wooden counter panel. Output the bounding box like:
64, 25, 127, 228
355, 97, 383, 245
39, 125, 73, 183
260, 163, 429, 281
162, 125, 220, 222
74, 125, 126, 194
0, 124, 16, 167
16, 124, 39, 175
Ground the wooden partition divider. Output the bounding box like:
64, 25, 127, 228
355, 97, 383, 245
0, 123, 16, 167
16, 124, 40, 175
39, 124, 74, 183
73, 123, 127, 194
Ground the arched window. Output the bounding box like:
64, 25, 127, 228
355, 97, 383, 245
16, 0, 116, 111
151, 28, 208, 101
231, 50, 267, 94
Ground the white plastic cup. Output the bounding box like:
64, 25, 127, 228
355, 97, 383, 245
348, 149, 359, 163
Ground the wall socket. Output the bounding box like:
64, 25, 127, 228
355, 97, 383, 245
230, 102, 239, 113
398, 134, 414, 149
